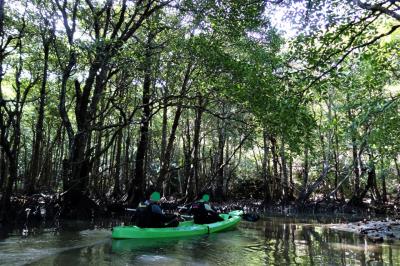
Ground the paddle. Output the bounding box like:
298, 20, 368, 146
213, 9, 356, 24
179, 214, 194, 220
178, 204, 260, 222
225, 210, 260, 222
126, 200, 260, 223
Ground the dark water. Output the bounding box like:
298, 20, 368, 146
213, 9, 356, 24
1, 215, 400, 265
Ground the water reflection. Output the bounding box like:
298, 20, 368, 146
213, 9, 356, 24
246, 216, 400, 265
1, 215, 400, 265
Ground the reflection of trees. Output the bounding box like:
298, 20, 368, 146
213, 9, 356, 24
290, 224, 299, 266
264, 219, 302, 265
301, 226, 315, 266
358, 239, 367, 265
261, 217, 396, 265
283, 224, 291, 265
20, 217, 399, 265
367, 245, 383, 265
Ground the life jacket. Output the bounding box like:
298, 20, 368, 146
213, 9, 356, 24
191, 201, 223, 224
190, 201, 208, 216
135, 201, 164, 228
135, 202, 149, 227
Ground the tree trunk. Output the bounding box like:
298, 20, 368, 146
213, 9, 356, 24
289, 156, 294, 200
183, 118, 192, 196
123, 133, 131, 193
225, 142, 242, 199
262, 129, 271, 202
280, 136, 288, 201
0, 39, 31, 220
0, 150, 5, 190
394, 155, 400, 180
303, 144, 309, 195
215, 121, 225, 201
349, 153, 380, 205
158, 104, 183, 193
351, 136, 360, 196
55, 0, 163, 213
91, 131, 102, 193
371, 159, 382, 202
347, 97, 360, 197
224, 135, 230, 197
160, 88, 168, 171
192, 94, 204, 197
299, 163, 330, 202
157, 62, 192, 192
0, 153, 17, 220
58, 47, 78, 208
67, 57, 111, 200
333, 114, 341, 200
128, 34, 153, 206
380, 157, 387, 203
27, 34, 51, 195
113, 118, 123, 197
270, 136, 280, 200
0, 6, 20, 220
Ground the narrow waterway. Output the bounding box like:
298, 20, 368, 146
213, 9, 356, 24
1, 215, 399, 265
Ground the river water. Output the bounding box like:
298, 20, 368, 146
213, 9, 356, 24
1, 215, 399, 265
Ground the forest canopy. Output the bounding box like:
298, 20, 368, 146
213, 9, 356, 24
0, 0, 399, 219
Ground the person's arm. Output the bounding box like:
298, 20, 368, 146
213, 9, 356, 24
204, 203, 213, 212
187, 205, 193, 215
151, 204, 163, 215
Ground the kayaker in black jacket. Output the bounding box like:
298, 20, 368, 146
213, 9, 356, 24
135, 192, 179, 228
190, 194, 223, 224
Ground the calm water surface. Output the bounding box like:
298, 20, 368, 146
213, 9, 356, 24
1, 215, 400, 265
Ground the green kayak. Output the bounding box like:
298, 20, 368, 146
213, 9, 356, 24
112, 210, 243, 239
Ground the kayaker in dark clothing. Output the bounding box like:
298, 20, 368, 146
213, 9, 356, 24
190, 194, 224, 224
135, 192, 179, 228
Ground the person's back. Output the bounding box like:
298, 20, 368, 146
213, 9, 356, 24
191, 194, 223, 224
134, 201, 148, 227
135, 192, 179, 228
190, 200, 209, 224
135, 200, 163, 228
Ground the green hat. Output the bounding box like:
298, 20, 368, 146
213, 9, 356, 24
201, 194, 210, 202
150, 191, 161, 201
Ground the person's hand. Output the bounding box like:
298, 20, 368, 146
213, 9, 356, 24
176, 214, 186, 222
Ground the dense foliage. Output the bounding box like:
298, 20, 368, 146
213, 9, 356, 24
0, 0, 399, 219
